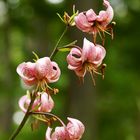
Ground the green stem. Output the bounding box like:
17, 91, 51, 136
50, 26, 68, 59
58, 40, 77, 49
9, 92, 36, 140
30, 112, 66, 127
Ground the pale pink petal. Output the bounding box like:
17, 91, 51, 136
35, 57, 53, 80
74, 12, 92, 32
82, 38, 106, 66
67, 117, 85, 140
82, 38, 96, 62
16, 62, 37, 86
46, 127, 52, 140
96, 10, 108, 22
67, 47, 82, 70
97, 0, 114, 26
103, 0, 114, 23
86, 9, 97, 22
47, 62, 61, 83
92, 44, 106, 66
39, 92, 54, 112
18, 95, 30, 113
51, 126, 69, 140
18, 94, 39, 113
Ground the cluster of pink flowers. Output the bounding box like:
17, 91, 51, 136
66, 0, 114, 83
15, 0, 114, 139
17, 56, 85, 139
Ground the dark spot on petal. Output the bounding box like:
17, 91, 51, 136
53, 66, 57, 70
72, 54, 81, 58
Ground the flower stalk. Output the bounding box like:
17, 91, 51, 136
9, 92, 36, 140
50, 26, 68, 60
30, 112, 66, 127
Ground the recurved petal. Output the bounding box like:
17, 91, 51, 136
104, 0, 114, 24
18, 95, 30, 113
82, 38, 96, 62
86, 9, 97, 22
35, 57, 53, 79
92, 44, 106, 66
96, 10, 108, 22
16, 62, 37, 86
67, 47, 82, 70
47, 61, 61, 83
74, 12, 92, 32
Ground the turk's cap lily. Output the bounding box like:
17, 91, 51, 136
35, 57, 61, 83
16, 57, 61, 87
67, 38, 106, 78
19, 92, 54, 113
74, 0, 114, 34
45, 117, 85, 140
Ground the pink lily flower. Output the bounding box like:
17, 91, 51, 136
67, 38, 106, 80
16, 57, 61, 87
35, 57, 61, 83
19, 92, 54, 113
45, 117, 85, 140
74, 0, 114, 34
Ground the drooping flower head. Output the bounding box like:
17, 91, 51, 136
35, 57, 61, 83
66, 117, 85, 140
45, 117, 85, 140
17, 57, 61, 92
67, 38, 106, 84
74, 0, 114, 37
19, 92, 54, 113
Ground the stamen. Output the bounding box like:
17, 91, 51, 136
93, 33, 97, 44
97, 28, 103, 40
89, 70, 96, 86
96, 23, 112, 36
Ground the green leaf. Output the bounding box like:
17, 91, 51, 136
32, 112, 57, 126
57, 13, 65, 23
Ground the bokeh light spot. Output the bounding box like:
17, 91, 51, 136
46, 0, 64, 4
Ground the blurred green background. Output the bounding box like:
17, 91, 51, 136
0, 0, 140, 139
